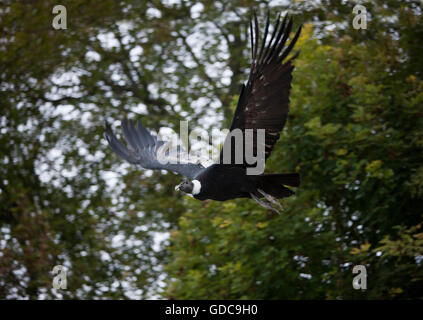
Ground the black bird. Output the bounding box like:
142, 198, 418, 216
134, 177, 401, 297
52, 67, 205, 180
105, 13, 302, 213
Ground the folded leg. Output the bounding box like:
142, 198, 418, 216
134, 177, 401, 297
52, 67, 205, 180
257, 189, 283, 210
250, 192, 281, 214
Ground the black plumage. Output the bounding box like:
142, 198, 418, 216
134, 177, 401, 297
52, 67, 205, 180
105, 12, 302, 213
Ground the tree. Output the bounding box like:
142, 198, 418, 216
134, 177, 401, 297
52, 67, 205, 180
164, 2, 423, 299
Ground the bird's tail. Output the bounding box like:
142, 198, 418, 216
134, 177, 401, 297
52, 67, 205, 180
257, 173, 300, 199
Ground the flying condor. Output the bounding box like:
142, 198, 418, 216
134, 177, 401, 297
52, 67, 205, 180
105, 13, 302, 213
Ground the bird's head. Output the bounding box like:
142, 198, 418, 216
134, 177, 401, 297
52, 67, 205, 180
175, 179, 201, 195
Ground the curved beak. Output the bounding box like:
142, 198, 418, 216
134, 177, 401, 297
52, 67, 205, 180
175, 184, 180, 191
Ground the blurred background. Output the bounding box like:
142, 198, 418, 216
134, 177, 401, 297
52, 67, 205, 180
0, 0, 422, 299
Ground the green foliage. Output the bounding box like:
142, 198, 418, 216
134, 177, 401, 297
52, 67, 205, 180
165, 3, 423, 299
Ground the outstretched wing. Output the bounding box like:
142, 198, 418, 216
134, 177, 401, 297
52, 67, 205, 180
219, 13, 302, 166
105, 119, 205, 179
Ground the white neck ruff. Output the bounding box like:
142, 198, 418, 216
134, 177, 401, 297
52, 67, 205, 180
192, 180, 201, 195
